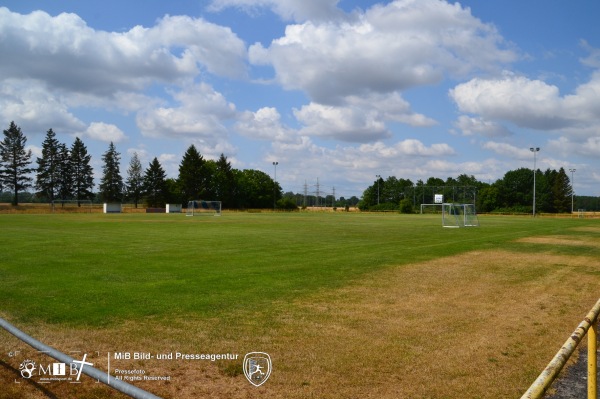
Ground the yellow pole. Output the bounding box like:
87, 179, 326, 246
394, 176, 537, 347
589, 319, 597, 399
520, 299, 600, 399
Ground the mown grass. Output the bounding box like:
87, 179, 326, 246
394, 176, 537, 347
1, 212, 599, 398
0, 212, 582, 326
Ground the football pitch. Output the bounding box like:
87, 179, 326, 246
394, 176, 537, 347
1, 212, 599, 398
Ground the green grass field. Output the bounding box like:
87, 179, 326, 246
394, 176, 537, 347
0, 212, 581, 325
1, 212, 599, 398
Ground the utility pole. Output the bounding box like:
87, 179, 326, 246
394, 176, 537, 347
315, 178, 320, 207
303, 180, 308, 208
272, 161, 278, 210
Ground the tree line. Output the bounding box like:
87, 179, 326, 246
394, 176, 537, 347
358, 169, 595, 213
1, 121, 596, 212
0, 121, 283, 208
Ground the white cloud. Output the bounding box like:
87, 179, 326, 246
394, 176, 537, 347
235, 107, 298, 142
294, 103, 389, 143
136, 83, 236, 143
249, 0, 516, 103
263, 137, 498, 197
579, 40, 600, 68
294, 93, 436, 143
359, 139, 455, 158
0, 79, 86, 135
449, 46, 600, 176
450, 71, 600, 132
0, 7, 247, 97
0, 7, 246, 149
547, 136, 600, 158
83, 122, 127, 143
454, 115, 512, 138
450, 73, 568, 130
482, 141, 534, 159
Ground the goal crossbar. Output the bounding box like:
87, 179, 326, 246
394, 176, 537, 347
186, 200, 222, 216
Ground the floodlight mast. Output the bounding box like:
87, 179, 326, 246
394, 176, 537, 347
569, 168, 576, 214
272, 161, 278, 210
530, 147, 540, 217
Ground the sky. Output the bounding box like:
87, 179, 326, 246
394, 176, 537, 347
1, 0, 600, 199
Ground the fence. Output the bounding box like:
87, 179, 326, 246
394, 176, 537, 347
520, 298, 600, 399
0, 317, 162, 399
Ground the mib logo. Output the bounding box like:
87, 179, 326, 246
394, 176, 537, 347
17, 354, 93, 382
243, 352, 272, 387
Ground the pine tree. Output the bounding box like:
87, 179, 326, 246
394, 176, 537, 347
56, 143, 72, 202
178, 144, 207, 202
70, 137, 94, 205
0, 121, 33, 205
36, 128, 61, 202
214, 153, 234, 207
144, 157, 167, 207
125, 152, 144, 208
99, 142, 123, 202
552, 167, 571, 213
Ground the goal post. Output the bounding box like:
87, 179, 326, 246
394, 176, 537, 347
442, 203, 479, 228
186, 200, 222, 216
51, 199, 93, 213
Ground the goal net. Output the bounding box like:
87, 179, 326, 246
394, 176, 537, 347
186, 200, 222, 216
442, 203, 479, 228
51, 200, 93, 213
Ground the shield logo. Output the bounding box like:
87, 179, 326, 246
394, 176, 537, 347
243, 352, 272, 387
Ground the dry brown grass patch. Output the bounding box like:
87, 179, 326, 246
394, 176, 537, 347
2, 250, 599, 398
516, 235, 600, 248
571, 226, 600, 234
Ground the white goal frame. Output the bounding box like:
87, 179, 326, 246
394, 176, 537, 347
186, 200, 222, 216
442, 203, 479, 228
51, 199, 93, 213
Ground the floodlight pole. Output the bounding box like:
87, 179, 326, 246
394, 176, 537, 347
273, 161, 278, 210
569, 168, 576, 214
376, 175, 380, 205
530, 147, 540, 217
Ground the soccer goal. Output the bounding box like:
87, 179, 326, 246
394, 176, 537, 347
51, 199, 93, 213
442, 203, 479, 228
186, 200, 222, 216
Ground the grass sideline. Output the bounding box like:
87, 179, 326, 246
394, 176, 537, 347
1, 212, 599, 398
